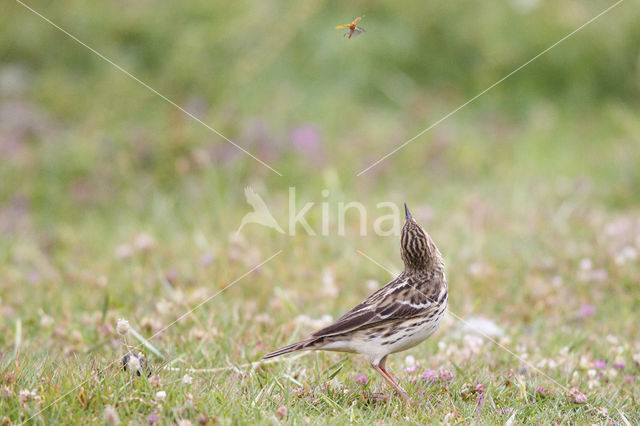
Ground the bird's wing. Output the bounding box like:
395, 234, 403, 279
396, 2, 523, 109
311, 276, 443, 338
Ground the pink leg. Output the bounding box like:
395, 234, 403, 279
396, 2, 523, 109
371, 362, 408, 399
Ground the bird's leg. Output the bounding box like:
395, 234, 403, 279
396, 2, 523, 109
371, 359, 408, 399
379, 356, 408, 397
381, 368, 409, 398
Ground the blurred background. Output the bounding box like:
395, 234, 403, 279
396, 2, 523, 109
1, 0, 640, 344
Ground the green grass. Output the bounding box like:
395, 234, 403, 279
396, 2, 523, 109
1, 0, 640, 423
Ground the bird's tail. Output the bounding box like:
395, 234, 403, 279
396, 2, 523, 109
261, 339, 316, 360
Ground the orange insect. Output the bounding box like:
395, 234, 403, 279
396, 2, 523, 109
335, 16, 365, 39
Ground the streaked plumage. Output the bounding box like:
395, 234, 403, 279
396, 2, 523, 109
262, 203, 448, 398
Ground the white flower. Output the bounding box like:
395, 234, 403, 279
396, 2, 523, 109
97, 275, 108, 287
510, 0, 540, 14
615, 246, 637, 265
404, 355, 416, 367
294, 314, 333, 329
71, 330, 83, 343
467, 261, 489, 277
182, 374, 193, 385
579, 258, 593, 271
115, 244, 133, 260
155, 390, 166, 401
1, 386, 12, 397
321, 269, 339, 298
579, 355, 591, 369
149, 375, 161, 387
18, 389, 32, 404
177, 420, 192, 426
116, 319, 130, 335
127, 355, 141, 372
40, 314, 54, 328
133, 233, 156, 252
366, 279, 379, 291
319, 315, 333, 327
443, 412, 457, 424
104, 405, 120, 425
463, 335, 484, 352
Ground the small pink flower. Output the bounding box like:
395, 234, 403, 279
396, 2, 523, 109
624, 375, 634, 384
199, 253, 215, 266
421, 369, 438, 382
404, 365, 418, 374
355, 374, 368, 384
568, 387, 587, 404
291, 125, 321, 154
612, 361, 625, 370
594, 360, 607, 369
439, 369, 454, 382
578, 304, 596, 318
275, 405, 287, 420
148, 410, 158, 425
536, 386, 551, 399
475, 383, 486, 394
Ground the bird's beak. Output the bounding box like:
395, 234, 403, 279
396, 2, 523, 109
404, 203, 412, 220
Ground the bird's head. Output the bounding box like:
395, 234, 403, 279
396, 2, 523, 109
400, 203, 444, 272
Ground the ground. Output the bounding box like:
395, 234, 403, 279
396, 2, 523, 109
1, 0, 640, 424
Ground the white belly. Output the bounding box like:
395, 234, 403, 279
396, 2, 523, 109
320, 299, 447, 363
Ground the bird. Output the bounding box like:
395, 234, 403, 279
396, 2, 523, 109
262, 203, 448, 398
335, 16, 366, 39
237, 187, 285, 234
